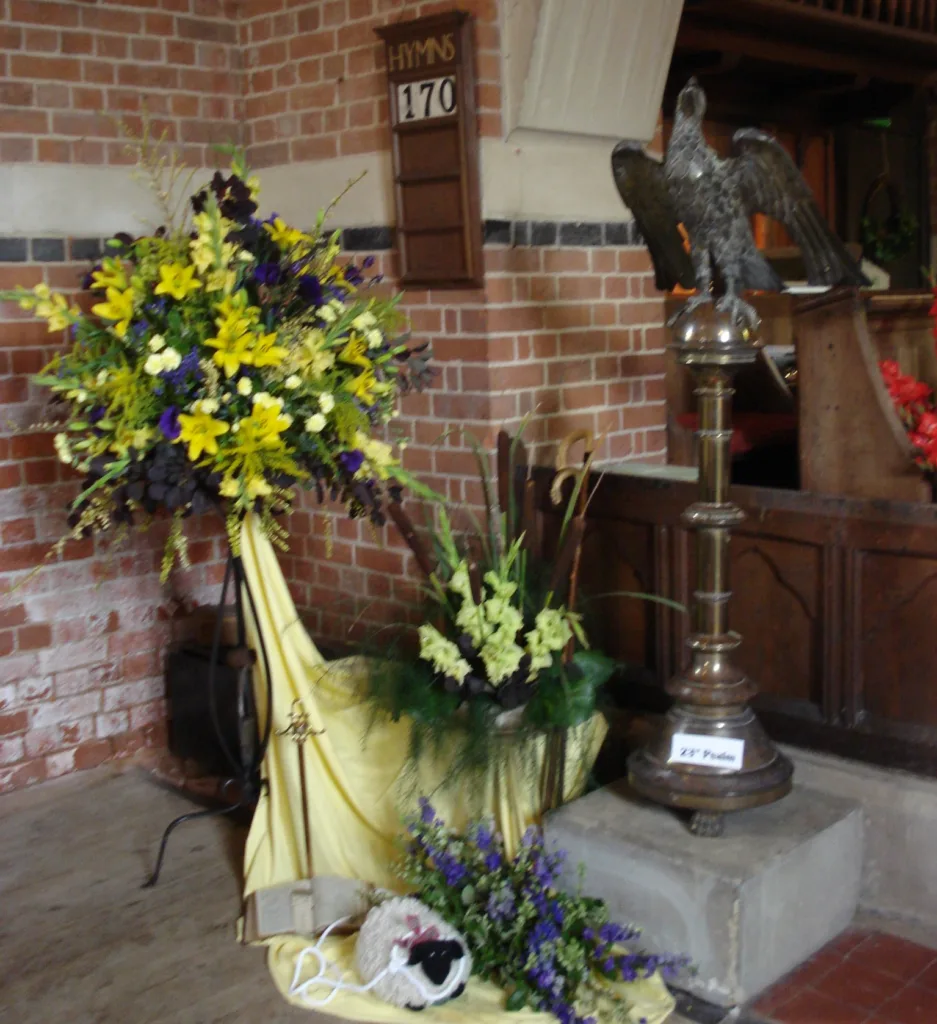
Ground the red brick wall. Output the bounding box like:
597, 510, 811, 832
0, 0, 671, 791
0, 243, 227, 792
0, 0, 242, 166
282, 236, 666, 645
238, 0, 500, 168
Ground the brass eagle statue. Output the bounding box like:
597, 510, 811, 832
612, 77, 868, 329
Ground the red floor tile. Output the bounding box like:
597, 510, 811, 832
813, 961, 903, 1011
846, 934, 937, 982
750, 929, 937, 1024
772, 990, 874, 1024
911, 959, 937, 992
876, 984, 934, 1024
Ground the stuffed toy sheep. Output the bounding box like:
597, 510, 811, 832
355, 896, 472, 1009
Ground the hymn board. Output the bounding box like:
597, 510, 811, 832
375, 11, 483, 289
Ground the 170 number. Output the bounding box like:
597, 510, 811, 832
397, 75, 457, 123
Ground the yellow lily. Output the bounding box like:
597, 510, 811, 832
90, 257, 127, 293
205, 325, 253, 378
339, 335, 372, 372
154, 262, 202, 302
264, 217, 309, 253
91, 286, 135, 338
250, 331, 288, 369
176, 409, 229, 460
346, 367, 377, 405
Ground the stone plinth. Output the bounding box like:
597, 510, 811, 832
545, 782, 863, 1007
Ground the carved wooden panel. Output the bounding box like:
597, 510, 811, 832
576, 518, 658, 669
530, 464, 937, 773
856, 550, 937, 738
730, 535, 823, 713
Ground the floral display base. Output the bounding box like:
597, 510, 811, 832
545, 782, 863, 1007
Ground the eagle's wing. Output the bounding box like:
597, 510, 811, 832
611, 142, 696, 292
730, 128, 869, 287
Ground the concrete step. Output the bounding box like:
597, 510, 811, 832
545, 780, 863, 1008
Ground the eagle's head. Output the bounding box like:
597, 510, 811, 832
676, 77, 706, 122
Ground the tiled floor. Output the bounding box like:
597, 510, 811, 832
752, 929, 937, 1024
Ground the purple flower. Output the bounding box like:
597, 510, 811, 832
343, 263, 363, 286
254, 261, 282, 286
472, 822, 494, 851
419, 797, 436, 824
89, 406, 106, 424
485, 850, 502, 871
158, 406, 181, 440
298, 274, 324, 307
162, 348, 201, 388
362, 255, 375, 269
340, 449, 364, 474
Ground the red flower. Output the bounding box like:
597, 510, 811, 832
916, 411, 937, 438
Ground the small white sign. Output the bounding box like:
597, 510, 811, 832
396, 75, 458, 123
670, 733, 745, 770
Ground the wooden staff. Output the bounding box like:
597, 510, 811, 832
277, 699, 323, 880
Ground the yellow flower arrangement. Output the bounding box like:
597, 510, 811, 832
1, 144, 432, 579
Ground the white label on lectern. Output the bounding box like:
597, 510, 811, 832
670, 733, 744, 770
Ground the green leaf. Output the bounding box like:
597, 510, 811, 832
505, 988, 529, 1012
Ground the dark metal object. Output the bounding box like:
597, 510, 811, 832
612, 78, 867, 330
143, 551, 273, 888
628, 306, 793, 831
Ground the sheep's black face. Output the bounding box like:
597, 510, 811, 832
407, 939, 465, 987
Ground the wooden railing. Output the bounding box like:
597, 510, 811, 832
783, 0, 937, 32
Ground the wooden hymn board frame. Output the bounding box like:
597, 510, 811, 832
375, 11, 483, 289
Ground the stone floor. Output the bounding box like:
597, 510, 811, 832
8, 766, 936, 1024
0, 767, 330, 1024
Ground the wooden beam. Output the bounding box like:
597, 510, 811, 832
675, 24, 937, 84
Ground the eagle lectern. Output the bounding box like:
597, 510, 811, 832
611, 75, 870, 833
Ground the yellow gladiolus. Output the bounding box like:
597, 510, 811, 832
91, 286, 135, 338
154, 262, 202, 302
176, 409, 230, 461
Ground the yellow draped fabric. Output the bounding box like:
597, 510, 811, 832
239, 515, 675, 1024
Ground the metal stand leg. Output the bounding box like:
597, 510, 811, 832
142, 548, 273, 888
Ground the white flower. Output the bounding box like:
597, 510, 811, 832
53, 432, 72, 464
319, 304, 337, 323
366, 328, 383, 349
195, 398, 220, 415
252, 391, 282, 410
148, 334, 165, 352
221, 393, 232, 404
95, 370, 109, 386
144, 353, 164, 376
237, 377, 253, 397
305, 413, 326, 433
318, 392, 334, 414
352, 311, 377, 331
284, 374, 301, 389
161, 347, 182, 371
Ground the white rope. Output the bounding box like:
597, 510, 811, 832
287, 917, 466, 1009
